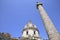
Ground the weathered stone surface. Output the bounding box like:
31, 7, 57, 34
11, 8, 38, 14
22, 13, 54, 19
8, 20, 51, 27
36, 2, 60, 40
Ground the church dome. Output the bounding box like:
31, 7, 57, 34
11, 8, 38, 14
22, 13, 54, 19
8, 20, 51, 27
22, 21, 40, 38
23, 21, 39, 32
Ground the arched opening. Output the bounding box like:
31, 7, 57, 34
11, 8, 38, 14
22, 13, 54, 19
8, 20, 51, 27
26, 31, 28, 35
34, 31, 36, 35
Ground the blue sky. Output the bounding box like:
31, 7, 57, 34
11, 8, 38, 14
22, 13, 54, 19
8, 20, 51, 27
0, 0, 60, 39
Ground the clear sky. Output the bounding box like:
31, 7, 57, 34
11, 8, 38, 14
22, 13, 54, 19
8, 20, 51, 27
0, 0, 60, 39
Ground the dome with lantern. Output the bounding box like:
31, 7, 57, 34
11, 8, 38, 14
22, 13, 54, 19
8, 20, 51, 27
22, 20, 40, 39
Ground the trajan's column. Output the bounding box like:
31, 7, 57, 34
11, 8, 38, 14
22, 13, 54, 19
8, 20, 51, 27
36, 2, 60, 40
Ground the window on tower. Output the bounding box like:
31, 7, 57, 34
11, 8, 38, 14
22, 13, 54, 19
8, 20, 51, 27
34, 31, 36, 35
26, 31, 28, 35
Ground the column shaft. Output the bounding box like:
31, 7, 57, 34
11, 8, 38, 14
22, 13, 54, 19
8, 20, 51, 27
37, 3, 60, 40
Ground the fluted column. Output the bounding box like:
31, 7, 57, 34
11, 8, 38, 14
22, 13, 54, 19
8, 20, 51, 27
36, 2, 60, 40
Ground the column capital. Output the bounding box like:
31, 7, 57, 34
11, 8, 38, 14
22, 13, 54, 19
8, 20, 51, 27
36, 2, 43, 9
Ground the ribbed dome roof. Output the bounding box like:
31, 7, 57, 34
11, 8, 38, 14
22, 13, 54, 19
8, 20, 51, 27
24, 21, 37, 29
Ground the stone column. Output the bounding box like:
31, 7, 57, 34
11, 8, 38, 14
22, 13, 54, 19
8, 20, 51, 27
36, 2, 60, 40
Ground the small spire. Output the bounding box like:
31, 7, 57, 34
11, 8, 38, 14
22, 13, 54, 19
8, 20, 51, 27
28, 20, 32, 24
27, 20, 33, 27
